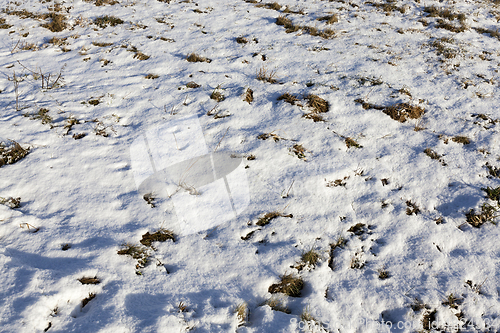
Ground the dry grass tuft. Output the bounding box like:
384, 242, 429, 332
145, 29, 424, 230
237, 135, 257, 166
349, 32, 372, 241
302, 113, 324, 122
186, 53, 211, 63
482, 186, 500, 203
235, 302, 249, 327
317, 14, 339, 24
295, 248, 320, 270
84, 0, 119, 5
82, 293, 96, 308
345, 137, 362, 149
140, 229, 175, 247
0, 140, 29, 168
452, 136, 470, 144
290, 144, 308, 160
263, 295, 291, 313
236, 36, 248, 44
94, 15, 124, 28
256, 66, 278, 83
78, 276, 101, 285
268, 273, 304, 297
256, 211, 292, 226
42, 12, 67, 32
277, 92, 300, 105
244, 88, 254, 103
0, 197, 21, 209
355, 99, 424, 122
466, 203, 498, 228
92, 41, 114, 47
117, 243, 150, 273
145, 74, 159, 79
256, 2, 282, 10
306, 94, 329, 113
406, 200, 420, 215
210, 86, 225, 102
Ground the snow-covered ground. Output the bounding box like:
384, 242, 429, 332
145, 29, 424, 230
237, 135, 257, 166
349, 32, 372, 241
1, 0, 500, 332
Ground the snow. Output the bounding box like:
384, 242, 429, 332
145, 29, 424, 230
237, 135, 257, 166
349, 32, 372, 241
1, 0, 500, 332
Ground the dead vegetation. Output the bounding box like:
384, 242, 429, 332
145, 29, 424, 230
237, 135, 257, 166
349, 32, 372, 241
306, 94, 329, 113
295, 248, 320, 271
82, 293, 96, 308
275, 15, 335, 38
355, 99, 424, 122
277, 92, 300, 105
466, 203, 498, 228
289, 144, 308, 160
244, 88, 253, 103
0, 140, 29, 168
256, 66, 278, 83
406, 200, 421, 215
256, 211, 293, 226
0, 197, 21, 209
317, 14, 338, 24
78, 276, 101, 285
94, 15, 124, 29
140, 229, 175, 247
186, 53, 211, 63
117, 243, 150, 273
84, 0, 118, 5
262, 295, 291, 314
268, 273, 304, 297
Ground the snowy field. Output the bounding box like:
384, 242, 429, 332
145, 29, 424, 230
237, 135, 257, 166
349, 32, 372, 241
1, 0, 500, 332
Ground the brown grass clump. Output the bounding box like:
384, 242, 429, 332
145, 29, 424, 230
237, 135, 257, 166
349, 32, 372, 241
236, 36, 248, 44
452, 136, 470, 144
145, 74, 159, 79
186, 53, 211, 63
235, 302, 249, 327
424, 148, 440, 160
263, 295, 291, 313
295, 248, 320, 270
355, 99, 424, 122
275, 15, 300, 32
0, 140, 29, 168
268, 274, 304, 297
82, 293, 96, 308
317, 14, 338, 24
256, 211, 293, 226
318, 28, 335, 39
186, 81, 201, 88
290, 144, 308, 160
256, 66, 278, 83
466, 203, 498, 228
140, 229, 175, 247
78, 276, 101, 285
306, 94, 329, 113
406, 200, 421, 215
482, 186, 500, 203
347, 223, 366, 235
94, 16, 124, 28
210, 86, 225, 102
277, 92, 300, 105
117, 243, 150, 271
0, 197, 21, 209
0, 17, 12, 29
383, 103, 424, 122
302, 113, 324, 122
422, 310, 437, 330
85, 0, 118, 5
92, 41, 114, 47
42, 12, 67, 32
345, 137, 362, 149
244, 88, 254, 103
256, 2, 282, 10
